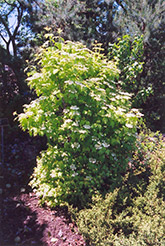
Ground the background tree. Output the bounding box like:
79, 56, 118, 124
115, 0, 164, 40
0, 0, 41, 56
113, 0, 165, 131
0, 0, 41, 123
36, 0, 118, 51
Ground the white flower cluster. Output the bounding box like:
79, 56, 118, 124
92, 135, 110, 150
40, 170, 47, 179
26, 111, 33, 116
70, 165, 78, 177
63, 109, 69, 114
50, 168, 61, 178
126, 112, 136, 118
111, 153, 118, 161
72, 122, 79, 127
68, 89, 77, 94
98, 88, 105, 93
50, 170, 56, 178
61, 119, 72, 129
75, 81, 84, 87
72, 172, 78, 177
89, 158, 96, 163
126, 123, 133, 128
92, 136, 97, 141
94, 140, 110, 150
79, 129, 87, 134
83, 124, 91, 129
65, 80, 73, 85
72, 111, 80, 116
94, 94, 101, 101
70, 164, 76, 170
65, 119, 72, 123
43, 185, 50, 197
71, 142, 80, 149
47, 189, 56, 197
102, 141, 110, 148
61, 152, 68, 157
95, 143, 102, 150
70, 105, 79, 110
70, 106, 80, 116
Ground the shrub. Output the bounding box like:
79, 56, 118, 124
18, 38, 142, 208
76, 132, 165, 245
109, 34, 165, 132
109, 35, 147, 108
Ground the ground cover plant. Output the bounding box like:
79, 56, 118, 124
76, 132, 165, 245
18, 36, 142, 208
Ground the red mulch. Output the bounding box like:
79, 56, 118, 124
0, 134, 86, 246
1, 192, 85, 246
1, 132, 164, 245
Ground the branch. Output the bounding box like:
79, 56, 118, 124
0, 1, 24, 56
0, 15, 12, 37
5, 6, 15, 17
0, 33, 8, 44
3, 0, 17, 7
12, 5, 23, 39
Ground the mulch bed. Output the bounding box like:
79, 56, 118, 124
1, 131, 164, 246
1, 192, 85, 246
0, 133, 86, 246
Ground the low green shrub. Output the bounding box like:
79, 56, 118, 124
76, 133, 165, 245
18, 38, 142, 208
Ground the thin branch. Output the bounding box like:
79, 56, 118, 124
0, 1, 24, 56
4, 0, 17, 7
12, 5, 23, 38
0, 15, 12, 37
0, 33, 8, 44
4, 6, 15, 17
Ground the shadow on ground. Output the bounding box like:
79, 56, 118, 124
2, 196, 46, 246
0, 131, 86, 246
0, 132, 47, 245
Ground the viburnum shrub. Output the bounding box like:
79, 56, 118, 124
18, 37, 142, 207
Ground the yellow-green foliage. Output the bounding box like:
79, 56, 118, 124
18, 38, 142, 208
76, 133, 165, 245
